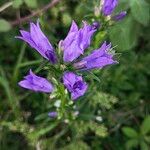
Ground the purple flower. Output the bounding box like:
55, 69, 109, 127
92, 22, 101, 30
112, 11, 127, 21
48, 112, 57, 118
18, 69, 53, 93
16, 20, 57, 63
74, 42, 118, 70
63, 72, 88, 100
102, 0, 118, 16
62, 21, 96, 62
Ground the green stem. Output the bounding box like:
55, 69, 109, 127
19, 59, 43, 68
13, 43, 26, 83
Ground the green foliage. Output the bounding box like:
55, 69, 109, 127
130, 0, 150, 26
13, 0, 37, 9
62, 13, 72, 26
24, 0, 37, 8
94, 31, 107, 48
140, 141, 149, 150
141, 116, 150, 135
13, 0, 23, 8
62, 141, 90, 150
109, 16, 139, 51
122, 116, 150, 150
122, 127, 138, 138
126, 139, 138, 150
108, 0, 149, 51
100, 51, 150, 106
94, 124, 108, 137
0, 19, 11, 32
91, 92, 118, 109
75, 121, 108, 138
0, 0, 149, 149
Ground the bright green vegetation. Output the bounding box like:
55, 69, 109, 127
0, 0, 149, 149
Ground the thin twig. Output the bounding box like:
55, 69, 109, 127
0, 2, 13, 13
10, 0, 62, 26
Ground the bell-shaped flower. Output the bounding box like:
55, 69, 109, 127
16, 21, 57, 63
48, 112, 57, 118
61, 21, 97, 62
63, 72, 88, 100
112, 11, 127, 21
18, 69, 53, 93
102, 0, 118, 16
74, 42, 118, 70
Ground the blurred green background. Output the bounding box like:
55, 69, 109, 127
0, 0, 150, 149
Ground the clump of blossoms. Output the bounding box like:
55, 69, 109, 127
17, 0, 126, 120
95, 0, 127, 21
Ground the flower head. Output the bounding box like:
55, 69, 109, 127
63, 72, 88, 100
102, 0, 118, 16
18, 69, 53, 93
16, 20, 57, 63
62, 21, 96, 62
74, 42, 118, 70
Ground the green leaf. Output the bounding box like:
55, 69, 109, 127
13, 0, 23, 8
114, 0, 129, 13
94, 31, 106, 48
87, 71, 101, 83
130, 0, 150, 26
144, 136, 150, 143
109, 16, 139, 51
91, 92, 118, 109
62, 141, 90, 150
62, 13, 72, 26
141, 116, 150, 135
140, 141, 149, 150
24, 0, 37, 8
122, 127, 138, 138
0, 19, 11, 32
95, 124, 108, 137
29, 122, 58, 140
126, 139, 138, 150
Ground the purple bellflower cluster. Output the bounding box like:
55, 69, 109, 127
18, 20, 116, 101
17, 0, 127, 119
101, 0, 127, 21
